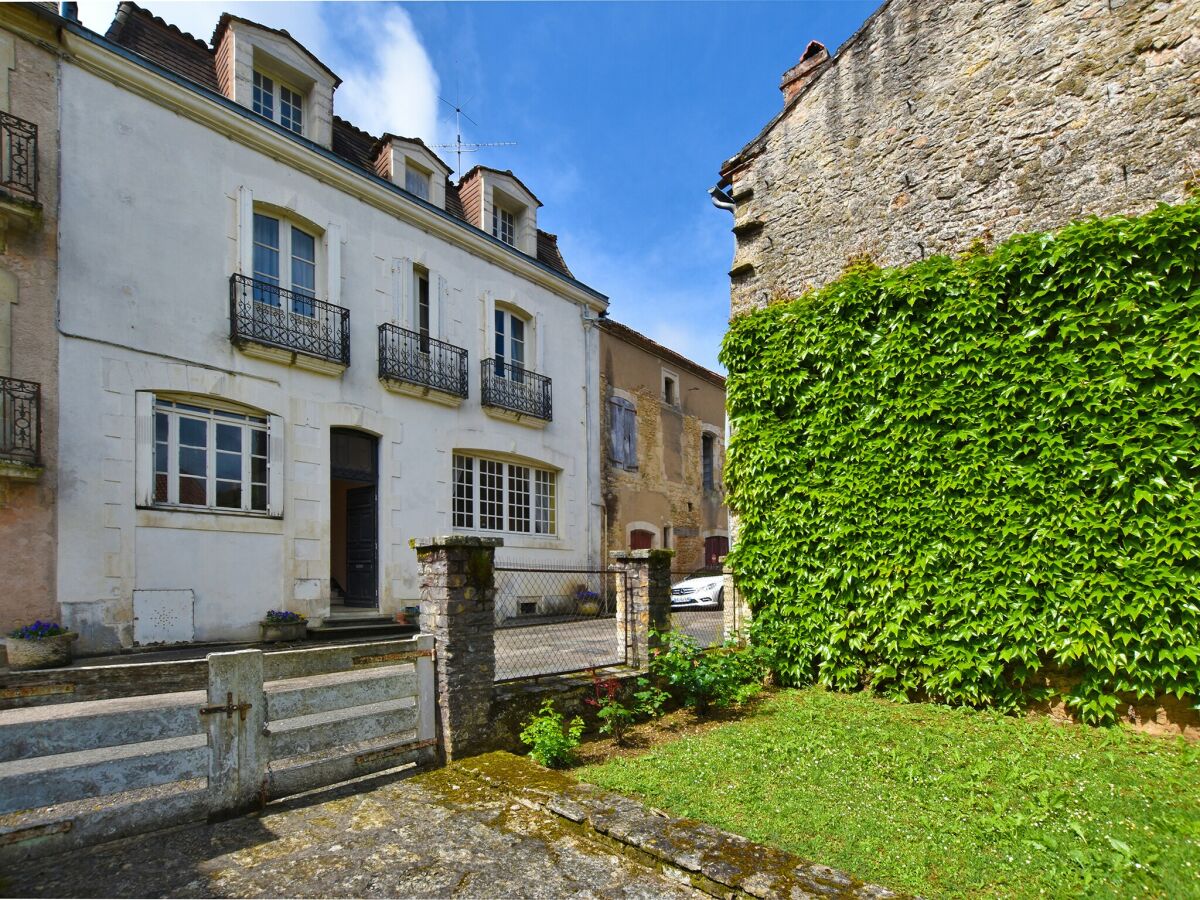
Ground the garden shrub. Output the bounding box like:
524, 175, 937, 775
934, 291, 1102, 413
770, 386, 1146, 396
650, 631, 770, 714
721, 200, 1200, 723
519, 699, 584, 767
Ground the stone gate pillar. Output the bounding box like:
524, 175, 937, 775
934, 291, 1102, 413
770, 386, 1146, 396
721, 561, 752, 644
611, 548, 673, 669
412, 535, 501, 761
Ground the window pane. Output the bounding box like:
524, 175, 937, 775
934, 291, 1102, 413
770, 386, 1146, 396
251, 484, 267, 511
216, 451, 241, 481
252, 429, 267, 457
251, 456, 266, 485
510, 317, 525, 368
216, 423, 241, 452
415, 271, 430, 340
155, 411, 168, 442
216, 481, 242, 509
178, 417, 207, 447
179, 475, 206, 505
154, 473, 168, 503
535, 470, 555, 535
179, 446, 206, 477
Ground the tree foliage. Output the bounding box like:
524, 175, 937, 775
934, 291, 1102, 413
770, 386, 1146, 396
721, 200, 1200, 723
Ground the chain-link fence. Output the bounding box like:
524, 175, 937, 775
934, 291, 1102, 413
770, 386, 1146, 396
669, 568, 725, 649
493, 561, 626, 681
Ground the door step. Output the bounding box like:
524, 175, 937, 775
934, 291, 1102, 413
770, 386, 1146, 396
307, 618, 417, 641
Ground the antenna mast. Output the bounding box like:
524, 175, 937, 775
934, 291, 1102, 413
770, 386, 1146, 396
434, 92, 516, 177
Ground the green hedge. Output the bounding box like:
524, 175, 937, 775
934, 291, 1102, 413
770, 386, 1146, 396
721, 200, 1200, 723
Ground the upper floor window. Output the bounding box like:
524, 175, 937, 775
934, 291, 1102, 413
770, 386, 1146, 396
405, 164, 430, 201
252, 70, 303, 135
151, 398, 271, 513
492, 205, 515, 246
253, 212, 317, 315
494, 307, 527, 378
663, 373, 678, 406
609, 397, 637, 470
702, 433, 715, 489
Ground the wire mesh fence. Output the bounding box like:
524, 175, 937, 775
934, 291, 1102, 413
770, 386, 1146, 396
668, 569, 726, 649
493, 561, 626, 681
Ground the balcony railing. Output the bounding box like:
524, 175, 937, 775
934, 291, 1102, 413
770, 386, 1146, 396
378, 323, 468, 398
0, 376, 40, 465
481, 360, 552, 421
0, 112, 37, 201
229, 274, 350, 367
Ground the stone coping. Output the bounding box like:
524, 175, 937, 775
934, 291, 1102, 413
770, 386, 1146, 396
610, 549, 676, 562
458, 751, 906, 900
409, 535, 505, 549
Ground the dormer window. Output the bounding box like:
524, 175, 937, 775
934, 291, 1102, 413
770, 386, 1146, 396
493, 206, 516, 246
252, 70, 304, 135
405, 164, 431, 201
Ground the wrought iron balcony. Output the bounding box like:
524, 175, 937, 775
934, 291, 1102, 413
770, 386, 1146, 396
481, 360, 552, 421
0, 111, 37, 201
229, 274, 350, 368
378, 323, 468, 398
0, 376, 40, 466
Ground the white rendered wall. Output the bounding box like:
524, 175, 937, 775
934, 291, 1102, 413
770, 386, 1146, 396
56, 63, 601, 651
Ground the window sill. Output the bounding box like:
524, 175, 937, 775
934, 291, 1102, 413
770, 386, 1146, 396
451, 528, 568, 551
137, 506, 284, 534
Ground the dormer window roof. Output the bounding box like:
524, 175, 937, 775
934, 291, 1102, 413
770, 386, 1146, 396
371, 134, 453, 210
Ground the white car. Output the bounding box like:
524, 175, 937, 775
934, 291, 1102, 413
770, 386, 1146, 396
670, 568, 725, 610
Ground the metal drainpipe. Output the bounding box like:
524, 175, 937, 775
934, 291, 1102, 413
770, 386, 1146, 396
709, 185, 735, 213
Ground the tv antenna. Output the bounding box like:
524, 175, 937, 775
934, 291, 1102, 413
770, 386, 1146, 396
433, 92, 516, 177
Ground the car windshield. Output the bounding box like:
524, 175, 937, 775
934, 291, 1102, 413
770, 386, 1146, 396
687, 568, 721, 580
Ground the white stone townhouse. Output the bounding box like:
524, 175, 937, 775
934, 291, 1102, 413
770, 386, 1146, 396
45, 3, 608, 652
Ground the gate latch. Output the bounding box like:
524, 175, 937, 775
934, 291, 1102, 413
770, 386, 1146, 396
199, 691, 252, 721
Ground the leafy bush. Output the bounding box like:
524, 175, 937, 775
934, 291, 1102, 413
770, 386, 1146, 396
721, 199, 1200, 723
649, 631, 769, 714
7, 620, 69, 641
519, 699, 584, 767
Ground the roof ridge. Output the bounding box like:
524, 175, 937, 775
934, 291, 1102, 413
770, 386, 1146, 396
114, 2, 214, 55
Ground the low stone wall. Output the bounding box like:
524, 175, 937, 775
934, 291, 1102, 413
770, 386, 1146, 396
459, 752, 903, 900
1029, 670, 1199, 741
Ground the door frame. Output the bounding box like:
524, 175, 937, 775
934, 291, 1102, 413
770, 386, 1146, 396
331, 428, 379, 609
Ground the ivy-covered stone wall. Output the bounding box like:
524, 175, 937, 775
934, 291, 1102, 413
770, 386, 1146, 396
722, 200, 1200, 723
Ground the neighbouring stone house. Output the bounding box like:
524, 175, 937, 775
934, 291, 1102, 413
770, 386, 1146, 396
599, 318, 728, 573
0, 2, 58, 650
717, 0, 1199, 315
6, 2, 610, 653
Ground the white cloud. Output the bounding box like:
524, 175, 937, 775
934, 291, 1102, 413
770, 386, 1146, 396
76, 1, 441, 142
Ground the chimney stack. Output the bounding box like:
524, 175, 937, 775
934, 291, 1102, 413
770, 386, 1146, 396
780, 40, 829, 104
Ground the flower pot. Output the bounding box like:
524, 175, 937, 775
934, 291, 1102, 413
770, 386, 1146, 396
6, 632, 78, 671
577, 600, 600, 616
259, 620, 307, 643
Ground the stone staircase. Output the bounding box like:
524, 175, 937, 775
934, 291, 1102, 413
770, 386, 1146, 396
306, 606, 418, 641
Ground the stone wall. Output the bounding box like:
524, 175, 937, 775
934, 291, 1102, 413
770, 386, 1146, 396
721, 0, 1200, 315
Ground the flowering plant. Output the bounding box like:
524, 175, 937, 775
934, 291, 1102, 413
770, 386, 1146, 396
8, 620, 70, 641
263, 610, 307, 624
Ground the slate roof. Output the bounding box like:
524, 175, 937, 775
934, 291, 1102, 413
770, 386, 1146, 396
104, 2, 575, 279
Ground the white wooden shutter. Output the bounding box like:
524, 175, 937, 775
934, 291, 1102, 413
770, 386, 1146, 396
435, 274, 447, 340
325, 223, 342, 306
237, 186, 254, 276
534, 310, 545, 371
393, 257, 411, 326
267, 413, 285, 517
134, 392, 155, 506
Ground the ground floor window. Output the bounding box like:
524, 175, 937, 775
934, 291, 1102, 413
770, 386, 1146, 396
152, 399, 269, 512
452, 452, 556, 536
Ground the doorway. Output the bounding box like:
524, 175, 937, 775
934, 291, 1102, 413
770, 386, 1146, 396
330, 429, 378, 609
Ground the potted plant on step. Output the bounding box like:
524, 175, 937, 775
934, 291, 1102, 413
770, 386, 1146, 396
260, 609, 308, 643
575, 586, 601, 616
5, 620, 78, 670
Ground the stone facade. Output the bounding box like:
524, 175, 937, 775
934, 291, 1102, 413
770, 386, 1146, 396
599, 319, 727, 573
720, 0, 1200, 315
0, 6, 60, 644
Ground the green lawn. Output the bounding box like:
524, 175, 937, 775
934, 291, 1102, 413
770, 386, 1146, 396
578, 689, 1200, 899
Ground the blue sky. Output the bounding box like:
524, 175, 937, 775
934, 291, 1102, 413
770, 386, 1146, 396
79, 1, 878, 372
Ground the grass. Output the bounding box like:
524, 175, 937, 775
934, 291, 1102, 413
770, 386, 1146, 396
577, 688, 1200, 899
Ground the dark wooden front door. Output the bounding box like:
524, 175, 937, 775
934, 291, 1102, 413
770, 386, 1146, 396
345, 485, 378, 607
